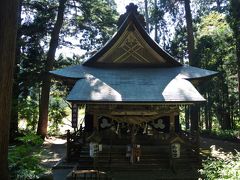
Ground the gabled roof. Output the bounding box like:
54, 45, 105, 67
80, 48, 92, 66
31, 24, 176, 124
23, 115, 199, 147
82, 4, 181, 67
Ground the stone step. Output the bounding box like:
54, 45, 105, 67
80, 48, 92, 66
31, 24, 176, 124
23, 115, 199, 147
97, 163, 170, 171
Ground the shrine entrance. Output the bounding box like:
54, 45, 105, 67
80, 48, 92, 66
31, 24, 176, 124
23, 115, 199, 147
67, 104, 199, 168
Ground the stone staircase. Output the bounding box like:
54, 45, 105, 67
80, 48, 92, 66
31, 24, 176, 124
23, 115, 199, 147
60, 143, 201, 179
73, 143, 201, 170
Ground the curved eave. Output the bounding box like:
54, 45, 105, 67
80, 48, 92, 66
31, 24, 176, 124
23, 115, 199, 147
49, 72, 80, 81
83, 12, 182, 67
178, 65, 219, 81
66, 100, 205, 105
49, 65, 218, 82
49, 65, 84, 80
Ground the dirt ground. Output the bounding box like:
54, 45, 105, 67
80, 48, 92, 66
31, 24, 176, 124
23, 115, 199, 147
200, 137, 240, 154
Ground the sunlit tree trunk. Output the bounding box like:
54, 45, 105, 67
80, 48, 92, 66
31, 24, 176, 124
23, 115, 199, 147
37, 0, 67, 138
0, 0, 18, 178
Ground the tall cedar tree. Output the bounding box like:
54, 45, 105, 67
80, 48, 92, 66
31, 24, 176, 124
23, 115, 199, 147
0, 0, 18, 179
10, 0, 23, 141
229, 0, 240, 111
182, 0, 199, 132
144, 0, 150, 33
37, 0, 67, 138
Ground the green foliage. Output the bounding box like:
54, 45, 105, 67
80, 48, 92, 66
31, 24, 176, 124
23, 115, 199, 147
195, 12, 238, 129
18, 94, 39, 131
228, 0, 240, 40
16, 133, 44, 145
48, 96, 69, 134
67, 0, 118, 52
8, 134, 46, 179
199, 151, 240, 179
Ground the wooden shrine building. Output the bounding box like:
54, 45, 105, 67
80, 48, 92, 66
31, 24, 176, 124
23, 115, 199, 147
51, 3, 217, 178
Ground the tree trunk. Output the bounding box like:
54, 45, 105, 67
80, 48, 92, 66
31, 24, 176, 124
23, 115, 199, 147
216, 0, 221, 12
144, 0, 150, 33
154, 0, 158, 43
37, 0, 67, 138
184, 0, 195, 66
190, 104, 199, 133
184, 0, 199, 132
221, 79, 232, 129
0, 0, 18, 179
204, 103, 209, 129
10, 0, 23, 142
236, 30, 240, 118
229, 0, 240, 117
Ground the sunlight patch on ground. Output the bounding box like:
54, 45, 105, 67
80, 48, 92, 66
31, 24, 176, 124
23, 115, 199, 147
42, 157, 61, 163
44, 137, 67, 145
210, 145, 236, 160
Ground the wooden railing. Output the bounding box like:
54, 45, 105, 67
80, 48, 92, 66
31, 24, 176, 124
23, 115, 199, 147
180, 130, 200, 154
66, 127, 86, 162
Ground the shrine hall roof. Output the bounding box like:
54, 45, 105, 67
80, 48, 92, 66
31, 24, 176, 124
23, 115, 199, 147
50, 65, 217, 103
50, 3, 218, 103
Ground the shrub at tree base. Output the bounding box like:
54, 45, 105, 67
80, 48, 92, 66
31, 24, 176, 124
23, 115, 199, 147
8, 134, 46, 179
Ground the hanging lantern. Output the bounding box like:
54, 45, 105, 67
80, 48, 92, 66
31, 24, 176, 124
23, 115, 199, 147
115, 123, 120, 134
136, 144, 141, 162
171, 143, 181, 158
143, 123, 147, 134
89, 142, 99, 157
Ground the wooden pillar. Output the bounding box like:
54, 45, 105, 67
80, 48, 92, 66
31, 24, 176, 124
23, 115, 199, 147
66, 130, 71, 162
185, 105, 190, 130
93, 114, 98, 131
169, 114, 175, 135
190, 104, 199, 133
190, 104, 200, 155
130, 125, 136, 164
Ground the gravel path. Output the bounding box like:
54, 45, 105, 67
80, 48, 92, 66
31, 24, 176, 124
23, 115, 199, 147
41, 137, 67, 170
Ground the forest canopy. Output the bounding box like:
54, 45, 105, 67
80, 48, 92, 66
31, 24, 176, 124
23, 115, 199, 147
8, 0, 239, 138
